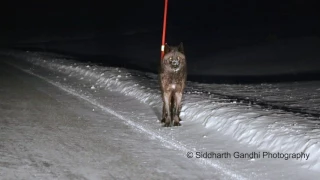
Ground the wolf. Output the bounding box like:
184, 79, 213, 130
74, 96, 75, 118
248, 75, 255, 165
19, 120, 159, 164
159, 42, 187, 127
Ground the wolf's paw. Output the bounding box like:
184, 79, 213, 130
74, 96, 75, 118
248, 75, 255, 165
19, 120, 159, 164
163, 118, 172, 127
173, 121, 181, 126
163, 122, 171, 127
173, 116, 181, 126
161, 118, 165, 123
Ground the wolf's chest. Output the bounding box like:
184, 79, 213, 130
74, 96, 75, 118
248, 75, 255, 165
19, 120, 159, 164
161, 70, 184, 83
166, 83, 182, 91
171, 84, 176, 90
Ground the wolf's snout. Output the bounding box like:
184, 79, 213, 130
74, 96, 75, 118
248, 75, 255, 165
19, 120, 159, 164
171, 59, 180, 67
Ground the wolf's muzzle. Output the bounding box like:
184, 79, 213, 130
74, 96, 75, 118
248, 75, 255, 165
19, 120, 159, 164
170, 59, 180, 68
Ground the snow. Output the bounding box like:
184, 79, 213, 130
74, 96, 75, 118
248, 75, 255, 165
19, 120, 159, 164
1, 50, 320, 179
0, 56, 223, 179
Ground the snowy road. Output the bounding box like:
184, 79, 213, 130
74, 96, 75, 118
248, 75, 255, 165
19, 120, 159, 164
1, 51, 320, 180
0, 59, 221, 179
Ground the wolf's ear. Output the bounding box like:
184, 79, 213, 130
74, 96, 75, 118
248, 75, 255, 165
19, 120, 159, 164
177, 42, 184, 53
164, 43, 171, 54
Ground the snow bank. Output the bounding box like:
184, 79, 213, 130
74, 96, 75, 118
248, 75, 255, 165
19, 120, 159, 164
4, 50, 320, 172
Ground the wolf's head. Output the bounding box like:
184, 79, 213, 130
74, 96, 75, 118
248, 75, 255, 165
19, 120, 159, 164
162, 42, 186, 72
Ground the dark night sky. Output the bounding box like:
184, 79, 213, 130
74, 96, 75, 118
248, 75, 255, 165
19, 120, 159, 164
1, 0, 319, 46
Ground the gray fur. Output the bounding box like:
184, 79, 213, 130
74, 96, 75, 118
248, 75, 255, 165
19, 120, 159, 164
159, 42, 187, 127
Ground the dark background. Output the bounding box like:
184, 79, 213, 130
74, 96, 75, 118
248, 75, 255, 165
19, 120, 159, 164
2, 1, 319, 43
1, 0, 320, 83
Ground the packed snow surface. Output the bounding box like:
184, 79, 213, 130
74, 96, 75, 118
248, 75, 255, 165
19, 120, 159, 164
1, 50, 320, 179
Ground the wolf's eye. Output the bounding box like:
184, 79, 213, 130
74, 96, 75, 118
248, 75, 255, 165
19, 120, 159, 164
169, 57, 173, 60
177, 57, 180, 60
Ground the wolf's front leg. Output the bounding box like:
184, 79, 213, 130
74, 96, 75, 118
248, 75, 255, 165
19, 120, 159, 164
161, 103, 166, 123
163, 92, 172, 127
173, 92, 182, 126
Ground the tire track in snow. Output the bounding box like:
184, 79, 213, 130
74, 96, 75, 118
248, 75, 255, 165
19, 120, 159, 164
5, 62, 249, 180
